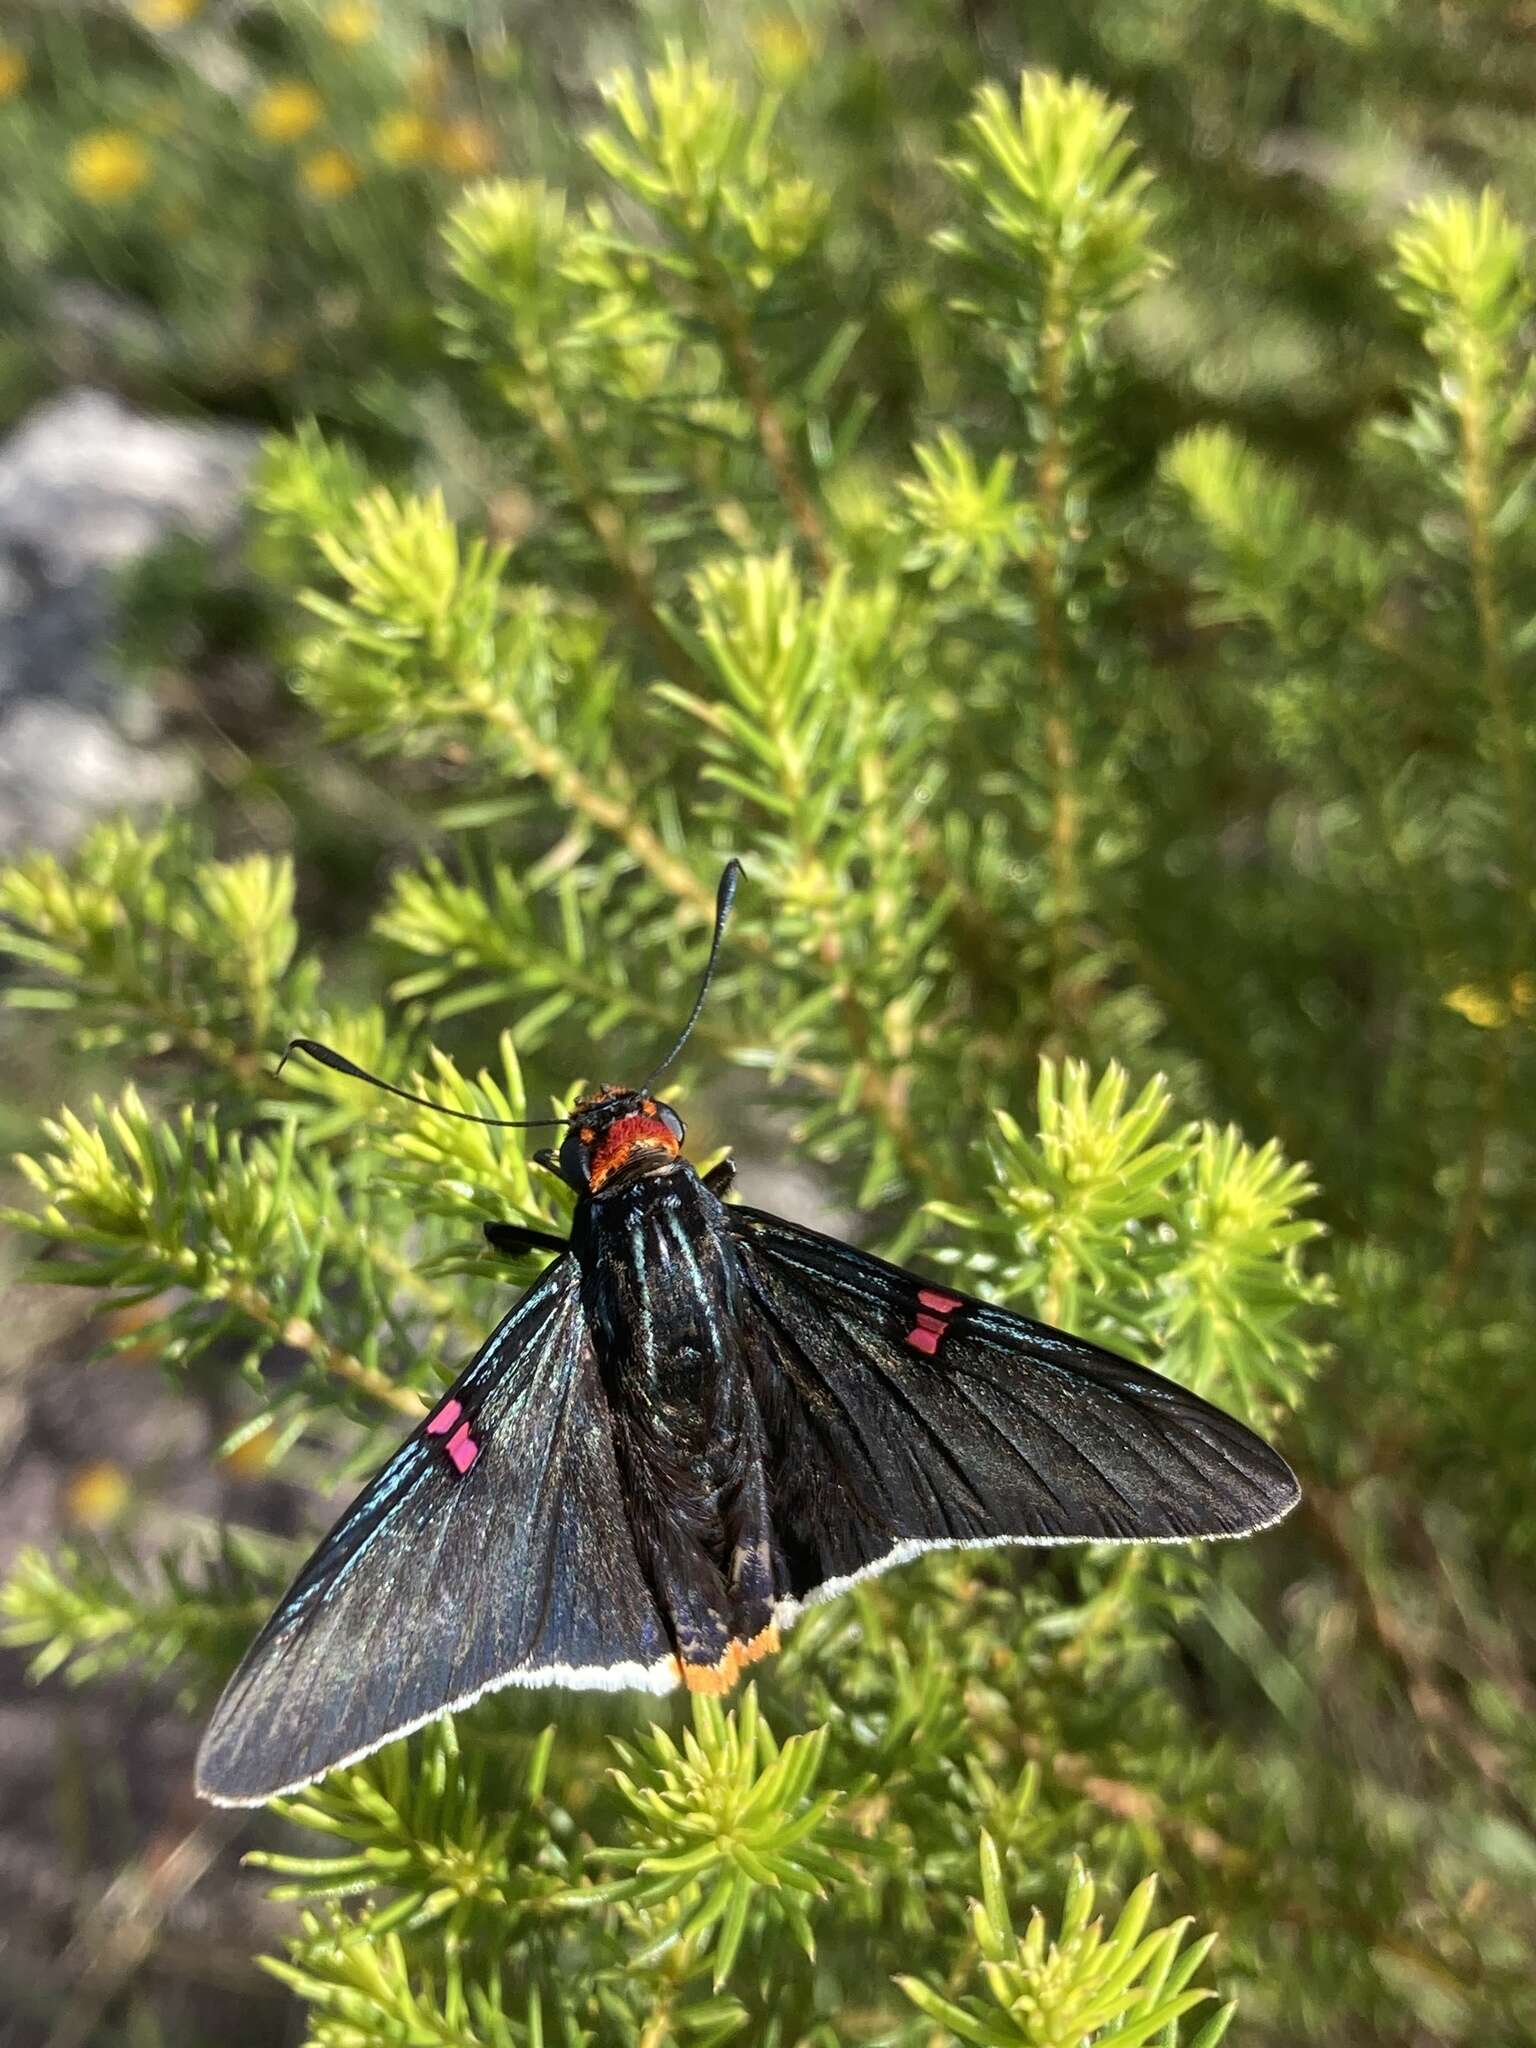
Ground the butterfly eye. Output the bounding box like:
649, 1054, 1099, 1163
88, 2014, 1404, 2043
655, 1103, 685, 1145
557, 1124, 593, 1187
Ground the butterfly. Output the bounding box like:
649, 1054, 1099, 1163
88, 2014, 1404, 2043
196, 861, 1299, 1805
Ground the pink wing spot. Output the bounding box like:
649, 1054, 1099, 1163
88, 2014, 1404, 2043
918, 1289, 962, 1316
445, 1420, 480, 1474
907, 1289, 962, 1350
425, 1398, 463, 1437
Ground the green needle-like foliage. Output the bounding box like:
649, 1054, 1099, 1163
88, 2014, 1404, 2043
897, 1839, 1230, 2048
600, 1690, 856, 1988
2, 35, 1533, 2048
933, 1061, 1327, 1410
1, 1532, 279, 1700
944, 75, 1165, 320
254, 1722, 564, 1942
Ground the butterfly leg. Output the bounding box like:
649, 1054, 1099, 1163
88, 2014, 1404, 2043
482, 1221, 569, 1259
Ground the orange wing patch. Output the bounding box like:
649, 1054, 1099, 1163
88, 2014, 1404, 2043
674, 1624, 782, 1694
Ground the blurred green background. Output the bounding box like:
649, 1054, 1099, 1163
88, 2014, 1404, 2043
2, 2, 1535, 2045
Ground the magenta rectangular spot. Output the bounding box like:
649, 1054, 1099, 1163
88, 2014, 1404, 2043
906, 1323, 941, 1355
918, 1289, 961, 1315
425, 1398, 463, 1437
445, 1421, 480, 1473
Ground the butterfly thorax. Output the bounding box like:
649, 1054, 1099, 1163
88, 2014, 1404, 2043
573, 1166, 747, 1496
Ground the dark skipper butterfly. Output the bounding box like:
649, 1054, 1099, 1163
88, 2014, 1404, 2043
197, 863, 1298, 1804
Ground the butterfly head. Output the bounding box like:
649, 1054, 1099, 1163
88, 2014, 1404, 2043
557, 1086, 686, 1193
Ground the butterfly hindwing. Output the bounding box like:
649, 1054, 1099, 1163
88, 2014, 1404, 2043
727, 1205, 1300, 1609
195, 1255, 673, 1805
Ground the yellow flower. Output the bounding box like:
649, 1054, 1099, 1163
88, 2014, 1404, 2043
251, 80, 324, 144
1444, 984, 1507, 1030
69, 130, 153, 204
748, 14, 818, 85
134, 0, 202, 27
434, 115, 497, 175
0, 41, 28, 98
371, 108, 436, 166
67, 1461, 131, 1529
324, 0, 378, 44
1445, 973, 1536, 1029
300, 146, 360, 199
222, 1422, 280, 1475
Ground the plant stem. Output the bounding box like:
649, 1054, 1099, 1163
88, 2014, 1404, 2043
1445, 346, 1528, 1298
475, 690, 717, 924
227, 1279, 425, 1418
1029, 276, 1081, 1048
526, 383, 712, 691
42, 1817, 239, 2048
709, 276, 831, 577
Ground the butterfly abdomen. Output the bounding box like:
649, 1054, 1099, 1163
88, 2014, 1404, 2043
573, 1166, 784, 1689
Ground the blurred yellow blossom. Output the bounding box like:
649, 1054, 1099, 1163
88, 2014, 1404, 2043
300, 146, 360, 198
69, 130, 152, 203
324, 0, 378, 43
135, 0, 202, 27
1445, 984, 1508, 1029
434, 115, 497, 175
221, 1422, 281, 1475
251, 80, 324, 144
0, 41, 27, 98
371, 108, 436, 166
1444, 974, 1536, 1029
749, 14, 819, 84
67, 1461, 131, 1529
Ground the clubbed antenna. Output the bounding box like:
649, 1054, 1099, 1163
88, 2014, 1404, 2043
637, 859, 743, 1091
276, 859, 743, 1124
276, 1039, 568, 1130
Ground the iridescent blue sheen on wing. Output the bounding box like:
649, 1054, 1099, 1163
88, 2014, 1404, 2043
195, 1256, 673, 1806
199, 858, 1302, 1801
198, 1150, 1300, 1803
726, 1205, 1299, 1608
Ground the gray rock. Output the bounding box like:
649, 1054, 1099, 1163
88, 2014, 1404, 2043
0, 699, 196, 855
0, 388, 259, 853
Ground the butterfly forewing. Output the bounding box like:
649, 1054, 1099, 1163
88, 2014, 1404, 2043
195, 1255, 672, 1806
726, 1206, 1299, 1609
